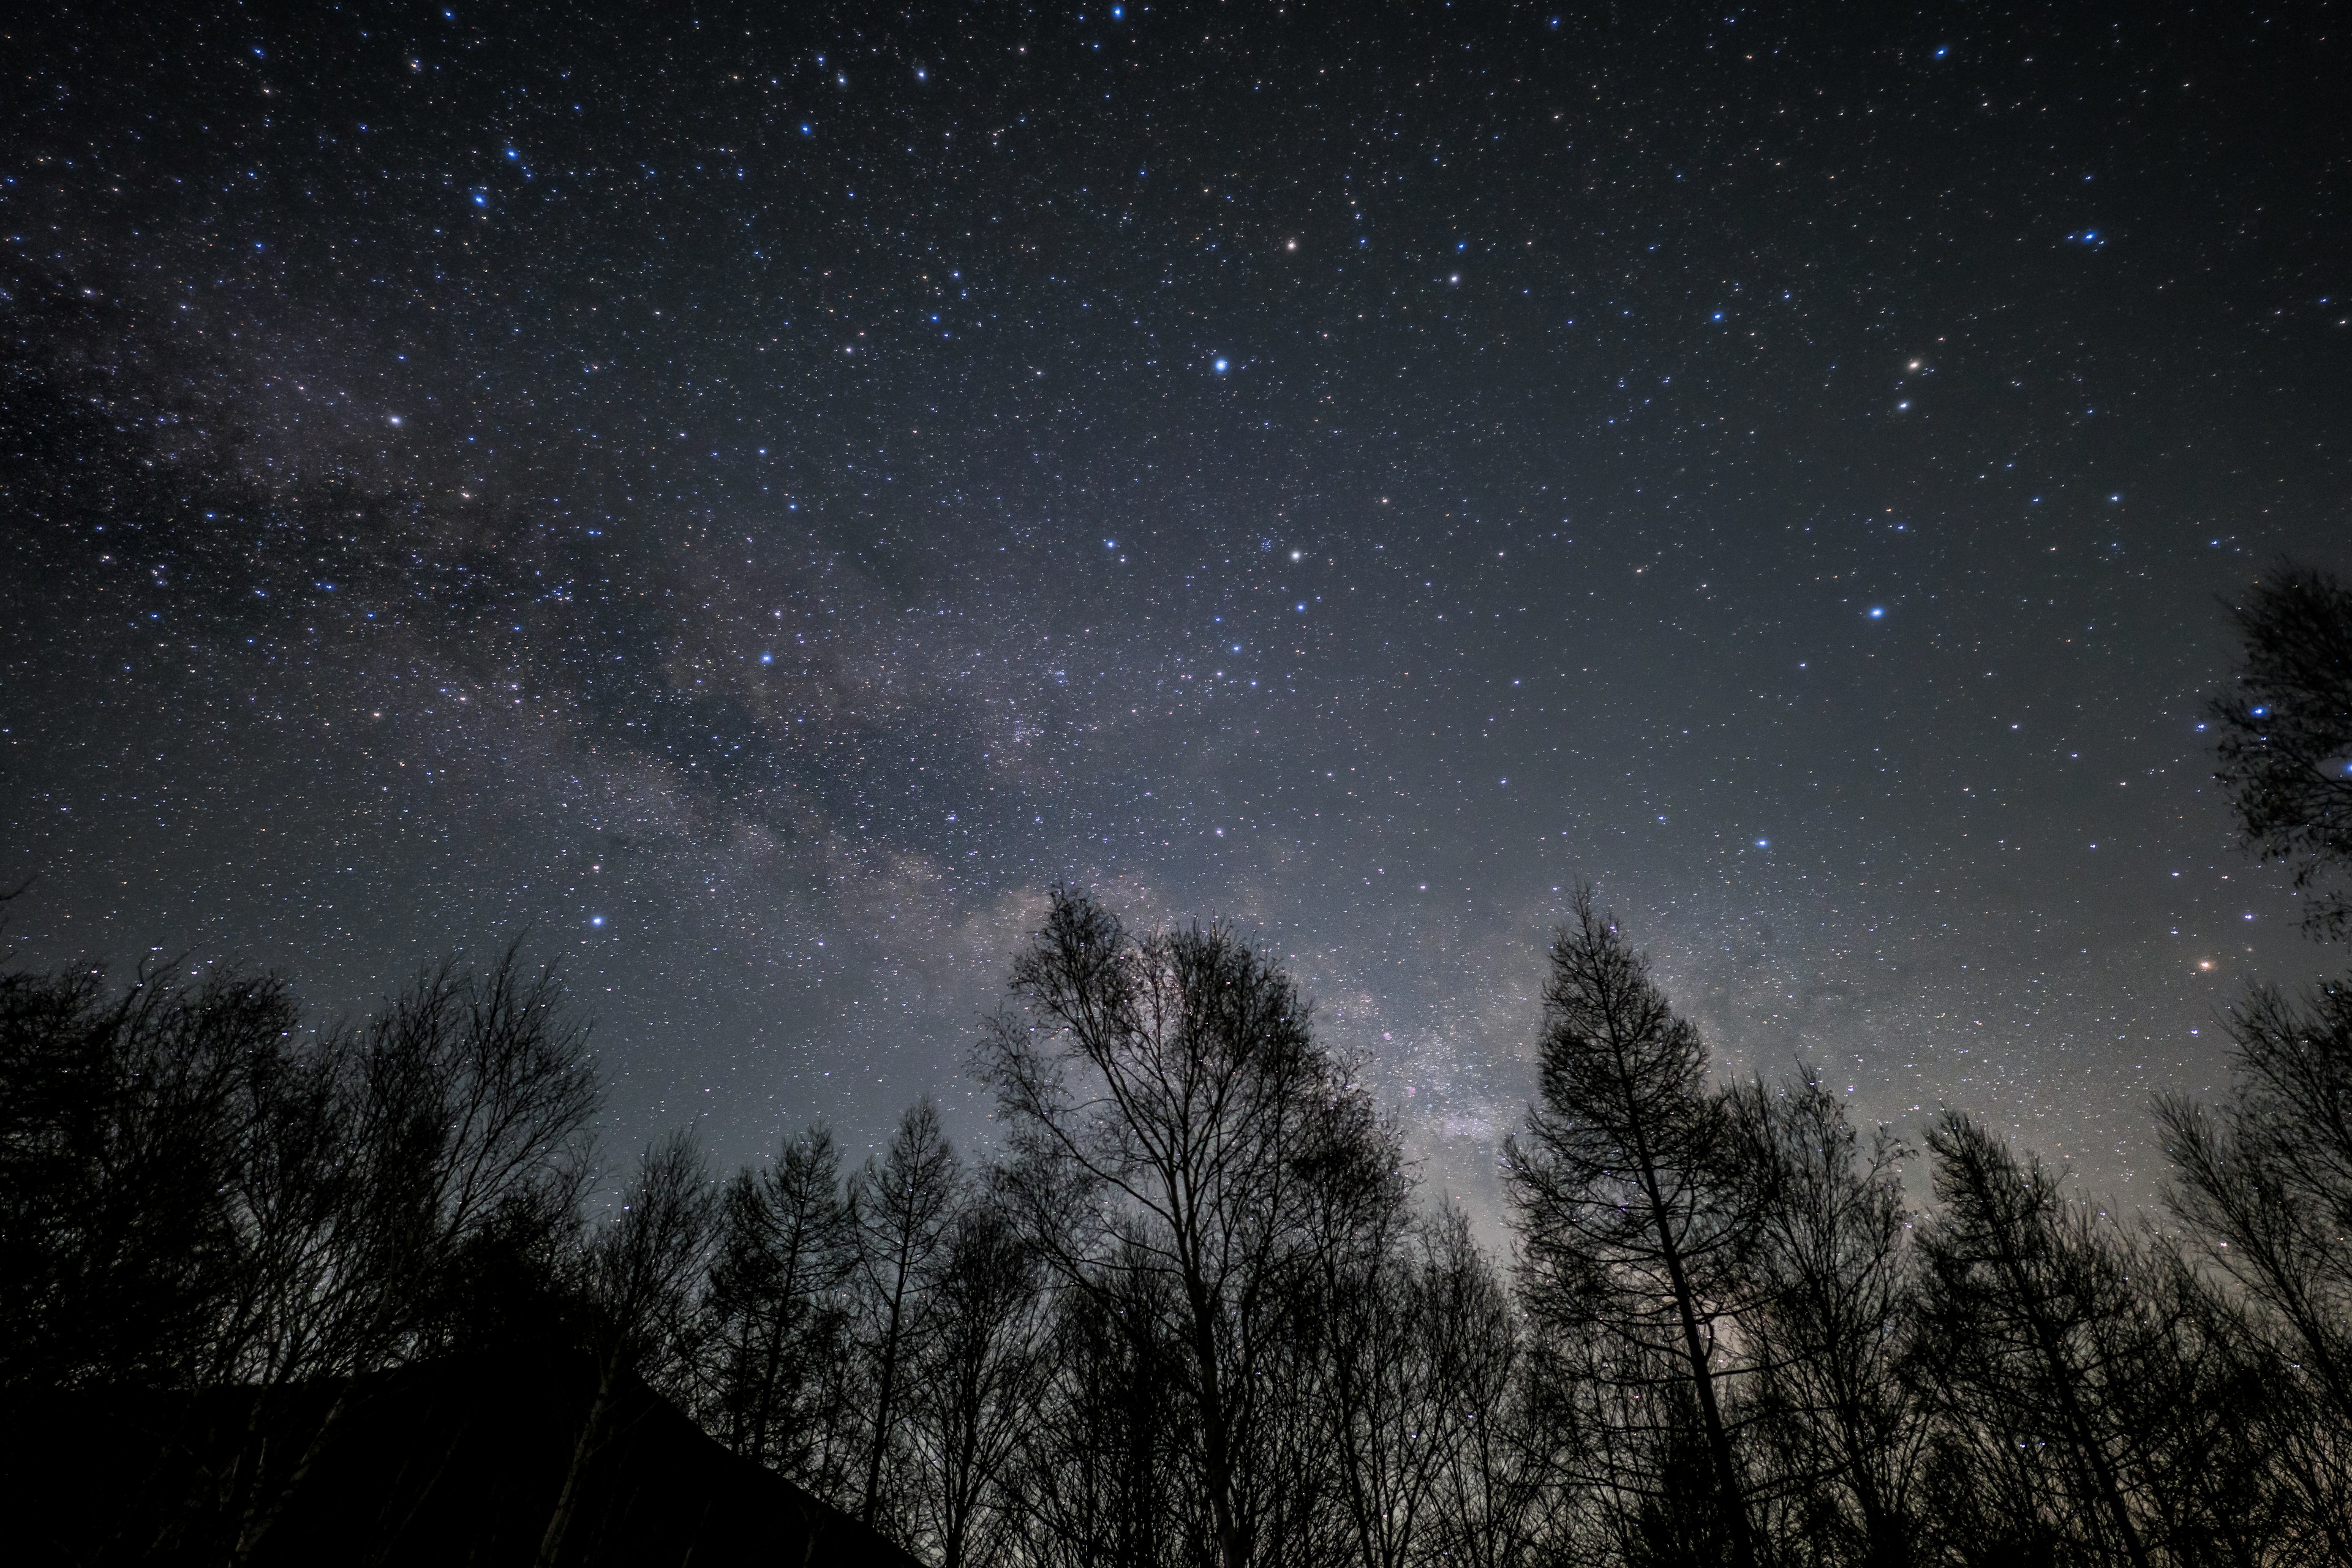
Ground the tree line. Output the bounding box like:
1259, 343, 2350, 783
4, 563, 2350, 1566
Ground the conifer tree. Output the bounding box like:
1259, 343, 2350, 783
1505, 889, 1761, 1568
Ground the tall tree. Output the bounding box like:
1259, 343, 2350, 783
1318, 1203, 1530, 1568
2156, 980, 2352, 1558
1013, 1246, 1191, 1568
698, 1121, 856, 1485
1419, 1207, 1546, 1568
983, 888, 1385, 1568
1914, 1113, 2154, 1568
537, 1129, 715, 1568
241, 949, 600, 1390
907, 1193, 1052, 1568
1504, 890, 1761, 1568
850, 1096, 961, 1534
224, 952, 601, 1564
2158, 980, 2352, 1425
2212, 561, 2352, 941
1729, 1075, 1921, 1568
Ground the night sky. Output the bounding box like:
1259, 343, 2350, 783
6, 3, 2346, 1218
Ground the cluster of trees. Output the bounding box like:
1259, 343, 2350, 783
5, 564, 2351, 1566
9, 892, 2350, 1567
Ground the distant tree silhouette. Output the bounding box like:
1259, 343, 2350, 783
0, 946, 605, 1561
17, 889, 2352, 1567
1416, 1207, 1547, 1568
2213, 562, 2352, 940
2157, 978, 2352, 1558
1505, 889, 1762, 1568
2159, 981, 2352, 1412
228, 951, 601, 1562
2175, 551, 2352, 1565
1311, 1200, 1531, 1568
2122, 1251, 2332, 1566
1011, 1242, 1191, 1568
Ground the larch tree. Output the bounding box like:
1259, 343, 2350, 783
1504, 889, 1762, 1568
1914, 1113, 2154, 1568
850, 1096, 961, 1534
699, 1120, 856, 1483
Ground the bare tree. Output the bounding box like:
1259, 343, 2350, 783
537, 1128, 715, 1568
1728, 1074, 1922, 1568
1011, 1245, 1193, 1568
1504, 890, 1762, 1568
982, 888, 1384, 1568
907, 1192, 1053, 1568
2211, 562, 2352, 941
2125, 1251, 2338, 1568
342, 949, 601, 1363
0, 965, 296, 1390
222, 951, 601, 1564
1421, 1206, 1547, 1568
2157, 980, 2352, 1423
1316, 1201, 1537, 1568
2157, 979, 2352, 1558
1913, 1113, 2154, 1568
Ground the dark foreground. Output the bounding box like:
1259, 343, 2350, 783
0, 1350, 919, 1568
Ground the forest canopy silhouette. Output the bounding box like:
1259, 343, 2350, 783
5, 564, 2351, 1567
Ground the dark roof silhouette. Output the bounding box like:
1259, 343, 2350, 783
1, 1351, 921, 1567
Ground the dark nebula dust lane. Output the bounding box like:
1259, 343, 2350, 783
4, 3, 2346, 1209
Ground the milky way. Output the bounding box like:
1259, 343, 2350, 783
6, 4, 2346, 1216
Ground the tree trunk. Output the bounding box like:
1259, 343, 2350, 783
537, 1358, 619, 1568
862, 1256, 910, 1527
1184, 1268, 1246, 1568
1629, 1123, 1755, 1568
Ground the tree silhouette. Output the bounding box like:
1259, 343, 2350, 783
2157, 979, 2352, 1558
1728, 1074, 1921, 1568
851, 1097, 962, 1535
538, 1128, 715, 1568
982, 888, 1387, 1568
1914, 1113, 2154, 1568
699, 1121, 856, 1486
14, 893, 2352, 1566
907, 1193, 1052, 1568
0, 965, 296, 1390
2213, 561, 2352, 940
1505, 889, 1762, 1568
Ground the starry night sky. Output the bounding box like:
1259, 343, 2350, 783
6, 2, 2346, 1216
